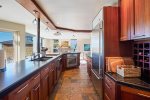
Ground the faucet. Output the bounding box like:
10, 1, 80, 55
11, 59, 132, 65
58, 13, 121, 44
31, 52, 42, 60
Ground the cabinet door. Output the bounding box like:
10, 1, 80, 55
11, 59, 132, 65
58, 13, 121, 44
145, 0, 150, 37
121, 86, 150, 100
41, 74, 49, 100
134, 0, 145, 38
31, 83, 41, 100
49, 69, 54, 93
120, 0, 134, 41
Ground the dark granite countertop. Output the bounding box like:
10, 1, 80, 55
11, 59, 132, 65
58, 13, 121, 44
105, 72, 150, 92
0, 54, 62, 97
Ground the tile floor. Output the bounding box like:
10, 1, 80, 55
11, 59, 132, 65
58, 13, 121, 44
49, 60, 100, 100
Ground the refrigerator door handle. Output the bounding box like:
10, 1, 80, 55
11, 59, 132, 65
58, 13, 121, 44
91, 69, 102, 79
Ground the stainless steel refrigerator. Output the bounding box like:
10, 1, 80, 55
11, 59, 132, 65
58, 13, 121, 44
91, 21, 104, 100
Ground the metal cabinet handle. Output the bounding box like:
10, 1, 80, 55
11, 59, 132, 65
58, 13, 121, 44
33, 84, 40, 91
138, 93, 150, 98
91, 69, 100, 79
34, 74, 40, 80
17, 84, 28, 94
45, 75, 49, 80
105, 83, 110, 89
26, 97, 30, 100
134, 35, 145, 37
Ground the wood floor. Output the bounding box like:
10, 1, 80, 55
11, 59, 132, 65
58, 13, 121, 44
49, 61, 100, 100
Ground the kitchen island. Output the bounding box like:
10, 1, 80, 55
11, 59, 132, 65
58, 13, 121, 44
0, 52, 80, 100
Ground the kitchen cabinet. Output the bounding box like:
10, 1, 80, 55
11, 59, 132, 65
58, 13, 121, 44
31, 83, 41, 100
104, 75, 116, 100
41, 67, 49, 100
8, 80, 31, 100
120, 0, 150, 40
120, 0, 134, 41
104, 74, 150, 100
86, 56, 92, 77
49, 63, 54, 93
121, 86, 150, 100
133, 0, 146, 38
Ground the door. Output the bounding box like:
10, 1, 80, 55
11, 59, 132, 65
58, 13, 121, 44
49, 69, 54, 93
121, 0, 134, 40
31, 83, 41, 100
145, 0, 150, 37
134, 0, 145, 38
41, 74, 49, 100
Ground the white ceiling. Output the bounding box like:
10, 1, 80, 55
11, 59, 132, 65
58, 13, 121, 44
0, 0, 118, 39
36, 0, 118, 30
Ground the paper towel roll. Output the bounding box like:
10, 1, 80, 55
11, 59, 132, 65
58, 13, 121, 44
0, 49, 5, 69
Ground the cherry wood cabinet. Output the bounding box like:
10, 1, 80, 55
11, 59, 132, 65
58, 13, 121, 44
121, 86, 150, 100
41, 67, 49, 100
49, 63, 54, 93
104, 74, 150, 100
104, 75, 116, 100
120, 0, 134, 41
8, 80, 31, 100
31, 83, 41, 100
133, 0, 146, 38
86, 56, 92, 77
120, 0, 150, 40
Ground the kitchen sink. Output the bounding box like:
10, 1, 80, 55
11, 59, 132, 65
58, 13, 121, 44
31, 56, 53, 61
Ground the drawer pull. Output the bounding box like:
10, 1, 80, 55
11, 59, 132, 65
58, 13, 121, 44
45, 75, 49, 80
34, 84, 40, 91
105, 83, 110, 89
138, 93, 150, 98
26, 97, 30, 100
34, 74, 40, 80
17, 84, 28, 94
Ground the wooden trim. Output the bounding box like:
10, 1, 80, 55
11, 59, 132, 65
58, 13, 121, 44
16, 0, 92, 32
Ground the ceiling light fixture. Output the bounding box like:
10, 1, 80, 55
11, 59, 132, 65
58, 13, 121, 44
45, 27, 49, 32
45, 22, 49, 32
32, 18, 37, 24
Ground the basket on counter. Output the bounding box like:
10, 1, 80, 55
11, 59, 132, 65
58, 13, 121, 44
117, 65, 141, 77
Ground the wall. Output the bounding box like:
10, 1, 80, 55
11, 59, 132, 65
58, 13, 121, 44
0, 20, 25, 61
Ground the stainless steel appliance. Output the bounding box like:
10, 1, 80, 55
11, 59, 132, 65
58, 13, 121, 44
91, 21, 104, 100
67, 54, 77, 68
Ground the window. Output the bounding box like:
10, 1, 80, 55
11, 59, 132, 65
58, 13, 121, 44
0, 31, 14, 63
70, 39, 77, 52
25, 33, 34, 58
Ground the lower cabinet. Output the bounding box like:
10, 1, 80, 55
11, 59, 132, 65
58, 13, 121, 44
41, 67, 49, 100
49, 66, 54, 93
104, 75, 150, 100
1, 57, 63, 100
31, 83, 41, 100
104, 75, 116, 100
121, 86, 150, 100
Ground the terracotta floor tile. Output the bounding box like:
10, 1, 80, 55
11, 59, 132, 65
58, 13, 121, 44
49, 61, 100, 100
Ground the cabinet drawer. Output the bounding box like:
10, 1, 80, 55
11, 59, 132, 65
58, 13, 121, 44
121, 86, 150, 99
104, 75, 116, 100
31, 73, 41, 87
41, 66, 49, 78
105, 75, 115, 87
8, 80, 30, 100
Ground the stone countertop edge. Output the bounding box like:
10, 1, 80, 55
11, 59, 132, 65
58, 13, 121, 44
0, 54, 62, 98
105, 72, 150, 92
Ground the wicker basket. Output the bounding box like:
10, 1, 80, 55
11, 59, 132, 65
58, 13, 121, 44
117, 65, 141, 77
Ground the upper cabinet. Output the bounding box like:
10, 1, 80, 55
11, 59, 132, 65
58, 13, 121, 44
120, 0, 150, 40
120, 0, 134, 41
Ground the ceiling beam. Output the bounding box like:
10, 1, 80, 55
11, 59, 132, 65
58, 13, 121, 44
16, 0, 92, 32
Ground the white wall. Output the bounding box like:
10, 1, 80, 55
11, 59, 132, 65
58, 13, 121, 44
0, 20, 25, 61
